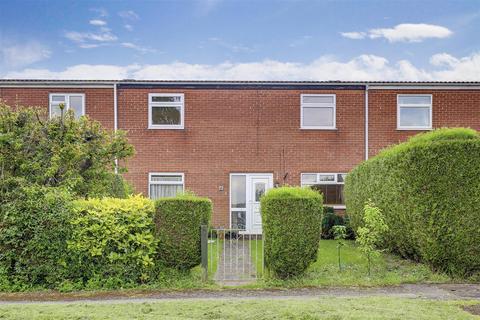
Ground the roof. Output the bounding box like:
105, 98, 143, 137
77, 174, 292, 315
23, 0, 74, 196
0, 79, 480, 90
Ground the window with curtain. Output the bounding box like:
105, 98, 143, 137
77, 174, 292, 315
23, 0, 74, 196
397, 94, 432, 130
149, 173, 184, 199
301, 94, 336, 129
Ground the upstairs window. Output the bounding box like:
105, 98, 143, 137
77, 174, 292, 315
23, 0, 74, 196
397, 94, 432, 130
49, 93, 85, 118
148, 93, 184, 129
149, 173, 184, 199
300, 94, 336, 129
301, 173, 346, 207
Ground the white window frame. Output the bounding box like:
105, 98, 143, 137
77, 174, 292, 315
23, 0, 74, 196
301, 172, 346, 209
148, 172, 185, 199
300, 94, 336, 130
148, 93, 185, 129
49, 93, 85, 118
397, 94, 433, 130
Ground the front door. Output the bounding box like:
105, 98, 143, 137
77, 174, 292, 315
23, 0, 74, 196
230, 173, 273, 234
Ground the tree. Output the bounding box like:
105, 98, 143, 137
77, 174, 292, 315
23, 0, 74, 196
332, 225, 347, 272
355, 200, 389, 276
0, 103, 134, 198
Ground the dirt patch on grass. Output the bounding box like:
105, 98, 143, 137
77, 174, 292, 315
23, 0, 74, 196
462, 304, 480, 316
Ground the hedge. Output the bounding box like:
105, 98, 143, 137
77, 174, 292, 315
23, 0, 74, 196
261, 186, 323, 278
0, 186, 74, 289
154, 194, 212, 270
69, 196, 156, 283
345, 128, 480, 277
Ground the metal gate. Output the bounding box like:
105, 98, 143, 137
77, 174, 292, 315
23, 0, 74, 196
201, 226, 264, 283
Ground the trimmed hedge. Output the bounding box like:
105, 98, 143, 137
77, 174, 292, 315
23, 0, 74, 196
69, 196, 156, 283
261, 186, 323, 278
0, 186, 74, 288
345, 128, 480, 277
154, 194, 212, 270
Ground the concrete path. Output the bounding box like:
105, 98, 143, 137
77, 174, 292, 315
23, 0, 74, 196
0, 284, 479, 304
214, 239, 257, 285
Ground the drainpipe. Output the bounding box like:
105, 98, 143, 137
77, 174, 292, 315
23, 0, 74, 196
113, 82, 118, 174
365, 84, 369, 160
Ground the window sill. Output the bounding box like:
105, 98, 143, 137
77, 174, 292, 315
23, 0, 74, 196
300, 127, 338, 131
330, 205, 346, 210
396, 127, 433, 131
148, 125, 185, 130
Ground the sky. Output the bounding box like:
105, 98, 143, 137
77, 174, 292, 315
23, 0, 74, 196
0, 0, 479, 81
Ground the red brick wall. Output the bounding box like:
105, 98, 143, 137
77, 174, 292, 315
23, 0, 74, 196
0, 87, 114, 129
118, 88, 365, 226
4, 85, 479, 227
368, 89, 480, 157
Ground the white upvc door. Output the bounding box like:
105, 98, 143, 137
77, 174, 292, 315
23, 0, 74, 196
230, 173, 273, 234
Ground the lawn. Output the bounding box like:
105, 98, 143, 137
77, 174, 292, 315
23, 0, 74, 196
0, 297, 476, 319
252, 240, 449, 287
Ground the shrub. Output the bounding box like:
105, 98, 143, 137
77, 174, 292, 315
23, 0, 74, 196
261, 186, 323, 278
69, 196, 156, 284
355, 201, 389, 276
321, 207, 354, 240
0, 103, 134, 198
0, 186, 74, 288
345, 128, 480, 277
154, 194, 212, 270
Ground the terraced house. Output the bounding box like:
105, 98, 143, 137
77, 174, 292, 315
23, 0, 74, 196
1, 80, 479, 233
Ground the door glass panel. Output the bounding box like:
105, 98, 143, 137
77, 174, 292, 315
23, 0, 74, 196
254, 182, 266, 202
231, 211, 246, 230
231, 175, 246, 208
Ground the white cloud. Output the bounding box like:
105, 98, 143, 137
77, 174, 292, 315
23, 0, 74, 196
118, 10, 139, 20
121, 42, 156, 54
1, 42, 51, 68
343, 23, 453, 43
65, 30, 118, 45
124, 24, 133, 31
369, 23, 453, 42
3, 64, 139, 80
89, 19, 107, 26
3, 52, 480, 81
430, 53, 459, 67
340, 32, 366, 40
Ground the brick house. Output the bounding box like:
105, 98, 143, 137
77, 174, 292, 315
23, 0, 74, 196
1, 80, 479, 233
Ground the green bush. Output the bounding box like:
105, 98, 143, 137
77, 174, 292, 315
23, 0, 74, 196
345, 128, 480, 277
321, 207, 354, 239
261, 186, 323, 278
0, 186, 74, 288
69, 196, 156, 284
0, 103, 134, 198
154, 194, 212, 270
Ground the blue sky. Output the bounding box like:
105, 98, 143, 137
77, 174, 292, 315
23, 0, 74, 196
0, 0, 479, 80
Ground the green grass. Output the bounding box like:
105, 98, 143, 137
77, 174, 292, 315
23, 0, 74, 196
0, 297, 476, 319
254, 239, 449, 288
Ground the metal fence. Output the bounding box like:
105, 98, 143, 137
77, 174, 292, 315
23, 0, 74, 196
201, 226, 264, 282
